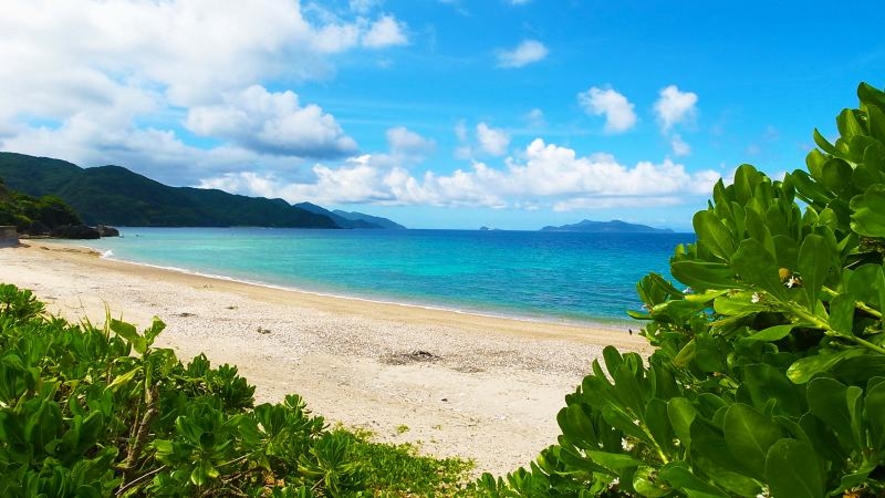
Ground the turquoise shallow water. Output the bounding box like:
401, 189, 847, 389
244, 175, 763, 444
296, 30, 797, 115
84, 228, 693, 325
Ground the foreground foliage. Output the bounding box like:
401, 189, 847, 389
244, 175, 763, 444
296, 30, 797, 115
0, 284, 473, 497
478, 83, 885, 497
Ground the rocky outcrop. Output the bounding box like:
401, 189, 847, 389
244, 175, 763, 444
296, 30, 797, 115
97, 225, 120, 237
49, 224, 101, 239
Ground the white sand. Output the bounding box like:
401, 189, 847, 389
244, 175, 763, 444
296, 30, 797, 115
0, 241, 649, 476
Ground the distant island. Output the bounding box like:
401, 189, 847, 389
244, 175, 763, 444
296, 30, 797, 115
540, 219, 673, 233
0, 152, 403, 230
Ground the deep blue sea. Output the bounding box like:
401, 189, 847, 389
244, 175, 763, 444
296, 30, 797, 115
84, 228, 693, 325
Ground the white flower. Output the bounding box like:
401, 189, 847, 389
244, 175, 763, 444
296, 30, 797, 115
751, 292, 761, 304
785, 276, 801, 288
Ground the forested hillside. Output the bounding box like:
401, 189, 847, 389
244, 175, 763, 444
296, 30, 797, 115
0, 153, 402, 229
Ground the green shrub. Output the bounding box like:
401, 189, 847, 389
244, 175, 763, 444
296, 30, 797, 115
0, 284, 475, 497
478, 83, 885, 497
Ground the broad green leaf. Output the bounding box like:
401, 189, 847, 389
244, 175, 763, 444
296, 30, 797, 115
864, 380, 885, 453
690, 420, 762, 496
557, 405, 598, 450
733, 164, 760, 205
694, 211, 736, 262
144, 318, 166, 346
731, 239, 787, 301
828, 292, 856, 336
745, 324, 794, 342
672, 339, 696, 368
806, 377, 860, 452
667, 397, 696, 446
632, 466, 672, 497
723, 404, 785, 479
797, 234, 832, 312
644, 398, 673, 453
787, 348, 864, 384
847, 264, 885, 314
833, 355, 885, 383
790, 169, 831, 205
865, 102, 885, 142
712, 292, 766, 318
658, 462, 727, 497
846, 385, 864, 456
602, 346, 623, 378
106, 366, 142, 392
819, 158, 854, 198
586, 450, 644, 470
764, 439, 824, 498
110, 318, 147, 354
813, 128, 839, 157
850, 184, 885, 237
602, 405, 650, 444
836, 108, 865, 141
742, 363, 802, 417
858, 81, 885, 111
671, 261, 738, 291
558, 446, 610, 475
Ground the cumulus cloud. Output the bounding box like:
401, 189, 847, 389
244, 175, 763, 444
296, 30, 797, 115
362, 15, 409, 48
524, 108, 546, 128
197, 139, 720, 210
476, 123, 511, 156
386, 127, 435, 156
671, 134, 691, 156
654, 85, 698, 132
578, 87, 637, 133
349, 0, 383, 14
185, 85, 358, 158
0, 0, 408, 175
496, 39, 548, 68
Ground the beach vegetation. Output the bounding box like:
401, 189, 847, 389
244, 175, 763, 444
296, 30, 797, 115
0, 283, 475, 496
476, 83, 885, 497
0, 179, 82, 233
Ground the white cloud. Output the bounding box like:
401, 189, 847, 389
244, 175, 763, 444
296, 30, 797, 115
197, 139, 720, 209
454, 121, 469, 142
654, 85, 698, 131
476, 123, 511, 156
671, 134, 691, 156
524, 108, 546, 128
578, 87, 637, 133
350, 0, 383, 14
362, 15, 409, 48
386, 127, 435, 156
0, 0, 408, 171
185, 85, 358, 157
496, 39, 549, 68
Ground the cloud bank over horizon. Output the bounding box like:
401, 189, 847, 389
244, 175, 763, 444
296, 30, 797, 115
0, 0, 869, 228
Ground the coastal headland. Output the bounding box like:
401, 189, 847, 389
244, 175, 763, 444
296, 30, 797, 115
0, 242, 649, 476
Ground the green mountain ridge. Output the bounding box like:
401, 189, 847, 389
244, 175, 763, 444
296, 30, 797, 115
540, 219, 673, 233
0, 152, 402, 229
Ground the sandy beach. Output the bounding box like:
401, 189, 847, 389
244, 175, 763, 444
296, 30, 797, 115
0, 241, 649, 477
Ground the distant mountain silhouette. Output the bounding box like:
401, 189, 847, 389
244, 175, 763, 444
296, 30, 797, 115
0, 152, 403, 229
294, 202, 406, 229
540, 219, 673, 233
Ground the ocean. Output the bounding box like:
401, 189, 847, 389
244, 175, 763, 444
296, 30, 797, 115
85, 228, 693, 326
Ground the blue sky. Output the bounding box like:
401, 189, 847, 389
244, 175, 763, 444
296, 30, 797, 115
0, 1, 882, 230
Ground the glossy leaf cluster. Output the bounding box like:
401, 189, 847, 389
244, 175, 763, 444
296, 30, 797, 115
0, 283, 473, 497
479, 83, 885, 497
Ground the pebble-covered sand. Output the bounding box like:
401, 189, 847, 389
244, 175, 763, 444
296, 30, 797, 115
0, 241, 649, 476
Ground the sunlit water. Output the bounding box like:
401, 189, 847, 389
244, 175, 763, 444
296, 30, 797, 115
84, 228, 693, 326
